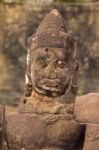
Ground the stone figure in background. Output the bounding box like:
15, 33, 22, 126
0, 9, 99, 150
75, 93, 99, 150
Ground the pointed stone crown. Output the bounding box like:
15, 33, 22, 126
30, 9, 75, 50
36, 9, 66, 33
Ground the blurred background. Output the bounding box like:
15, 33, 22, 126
0, 0, 99, 108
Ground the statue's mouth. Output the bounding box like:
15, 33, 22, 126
41, 84, 60, 92
34, 77, 70, 97
37, 78, 65, 92
39, 78, 60, 92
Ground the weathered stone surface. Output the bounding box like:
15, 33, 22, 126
19, 91, 74, 117
6, 113, 82, 150
83, 124, 99, 150
25, 9, 79, 101
74, 93, 99, 150
74, 93, 99, 124
1, 9, 84, 150
2, 7, 99, 150
0, 2, 99, 104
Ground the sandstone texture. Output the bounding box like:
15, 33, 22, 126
0, 2, 99, 104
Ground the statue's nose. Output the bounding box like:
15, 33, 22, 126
49, 70, 57, 79
46, 62, 57, 79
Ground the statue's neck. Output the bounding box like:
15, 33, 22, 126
18, 90, 75, 114
31, 90, 76, 104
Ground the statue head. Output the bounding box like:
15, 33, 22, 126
26, 9, 78, 101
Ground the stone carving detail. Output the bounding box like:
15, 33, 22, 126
25, 9, 79, 101
1, 9, 99, 150
17, 9, 82, 150
0, 9, 82, 150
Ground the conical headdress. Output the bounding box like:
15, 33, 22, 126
30, 9, 74, 50
36, 9, 66, 33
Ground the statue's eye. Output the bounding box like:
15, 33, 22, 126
36, 56, 48, 68
57, 60, 66, 68
36, 56, 46, 62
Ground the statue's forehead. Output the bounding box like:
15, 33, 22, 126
33, 47, 66, 58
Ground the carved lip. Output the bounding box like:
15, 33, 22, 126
40, 78, 60, 86
39, 78, 61, 92
40, 78, 60, 84
41, 84, 60, 92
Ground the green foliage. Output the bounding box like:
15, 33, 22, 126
77, 89, 84, 96
0, 92, 20, 106
55, 0, 85, 3
56, 0, 99, 2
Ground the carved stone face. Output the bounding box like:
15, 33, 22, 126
31, 47, 73, 97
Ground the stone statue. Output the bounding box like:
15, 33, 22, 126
0, 9, 99, 150
75, 93, 99, 150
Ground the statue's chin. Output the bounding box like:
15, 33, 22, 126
33, 85, 65, 97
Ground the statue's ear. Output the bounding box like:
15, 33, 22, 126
24, 35, 34, 97
27, 35, 32, 49
66, 35, 77, 60
66, 35, 75, 49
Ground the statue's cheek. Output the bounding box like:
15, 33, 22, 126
56, 68, 70, 79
